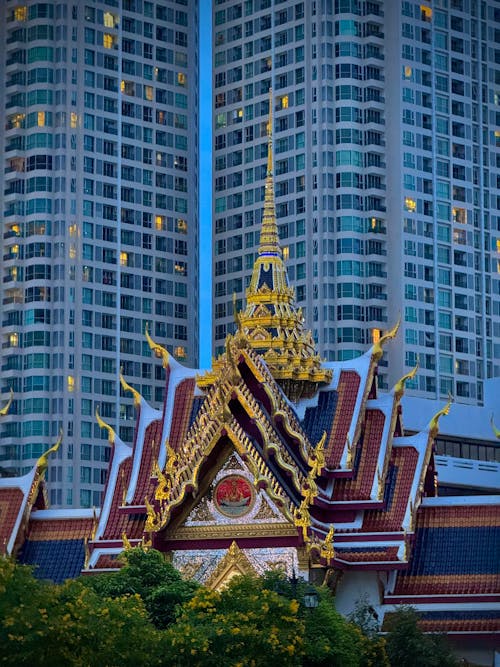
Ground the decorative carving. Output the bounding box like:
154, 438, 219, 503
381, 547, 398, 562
204, 541, 256, 590
119, 370, 142, 407
145, 322, 170, 368
428, 394, 453, 438
372, 317, 401, 361
95, 406, 116, 445
36, 429, 63, 478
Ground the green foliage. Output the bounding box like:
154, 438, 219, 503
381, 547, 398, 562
0, 556, 161, 667
161, 574, 304, 666
83, 547, 198, 628
384, 606, 458, 667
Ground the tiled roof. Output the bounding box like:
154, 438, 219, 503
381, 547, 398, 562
19, 539, 86, 583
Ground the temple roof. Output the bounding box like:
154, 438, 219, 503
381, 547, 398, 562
201, 90, 331, 401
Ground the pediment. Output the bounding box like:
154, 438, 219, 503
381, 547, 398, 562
170, 453, 293, 537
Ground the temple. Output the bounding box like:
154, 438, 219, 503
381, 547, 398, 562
1, 99, 499, 664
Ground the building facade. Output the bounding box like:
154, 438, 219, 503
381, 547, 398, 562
0, 0, 199, 507
212, 0, 500, 403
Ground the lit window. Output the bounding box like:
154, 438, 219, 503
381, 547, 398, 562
280, 95, 289, 109
495, 131, 500, 147
103, 33, 115, 49
11, 244, 19, 256
9, 333, 19, 347
177, 72, 186, 86
420, 5, 432, 21
103, 12, 115, 28
403, 66, 413, 79
155, 215, 166, 230
283, 246, 289, 260
174, 346, 187, 360
69, 244, 76, 259
69, 224, 77, 236
67, 376, 75, 392
404, 197, 417, 212
496, 239, 500, 253
176, 219, 187, 233
452, 207, 466, 224
70, 112, 78, 128
120, 252, 128, 266
37, 111, 46, 127
144, 85, 153, 101
14, 6, 27, 20
372, 329, 381, 344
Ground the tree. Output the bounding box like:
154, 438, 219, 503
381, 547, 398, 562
0, 556, 162, 666
161, 574, 304, 666
384, 606, 458, 667
82, 546, 198, 628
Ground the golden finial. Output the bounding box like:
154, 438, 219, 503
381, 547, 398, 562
294, 499, 311, 543
121, 468, 128, 506
308, 431, 326, 476
267, 86, 273, 175
145, 322, 170, 368
165, 441, 178, 478
91, 507, 98, 540
372, 316, 401, 361
345, 433, 355, 469
393, 358, 419, 400
84, 537, 90, 569
95, 405, 116, 445
320, 526, 335, 564
36, 429, 63, 477
155, 467, 172, 502
0, 388, 13, 416
122, 532, 132, 550
491, 413, 500, 440
428, 393, 453, 438
144, 496, 160, 533
120, 369, 142, 407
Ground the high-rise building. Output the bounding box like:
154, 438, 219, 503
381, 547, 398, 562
212, 0, 500, 404
0, 0, 199, 507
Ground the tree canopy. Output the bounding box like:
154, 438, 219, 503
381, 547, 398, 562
0, 550, 460, 667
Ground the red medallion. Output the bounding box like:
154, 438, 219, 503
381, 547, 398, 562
214, 475, 254, 518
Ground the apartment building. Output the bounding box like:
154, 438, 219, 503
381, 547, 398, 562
0, 0, 199, 506
212, 0, 500, 404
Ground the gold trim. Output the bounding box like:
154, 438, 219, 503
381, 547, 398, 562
204, 541, 256, 590
163, 522, 297, 541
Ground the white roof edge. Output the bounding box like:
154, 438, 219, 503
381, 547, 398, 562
4, 468, 37, 555
421, 495, 500, 507
29, 508, 100, 520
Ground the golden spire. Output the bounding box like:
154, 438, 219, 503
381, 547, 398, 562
36, 430, 63, 477
235, 87, 332, 401
258, 87, 281, 257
